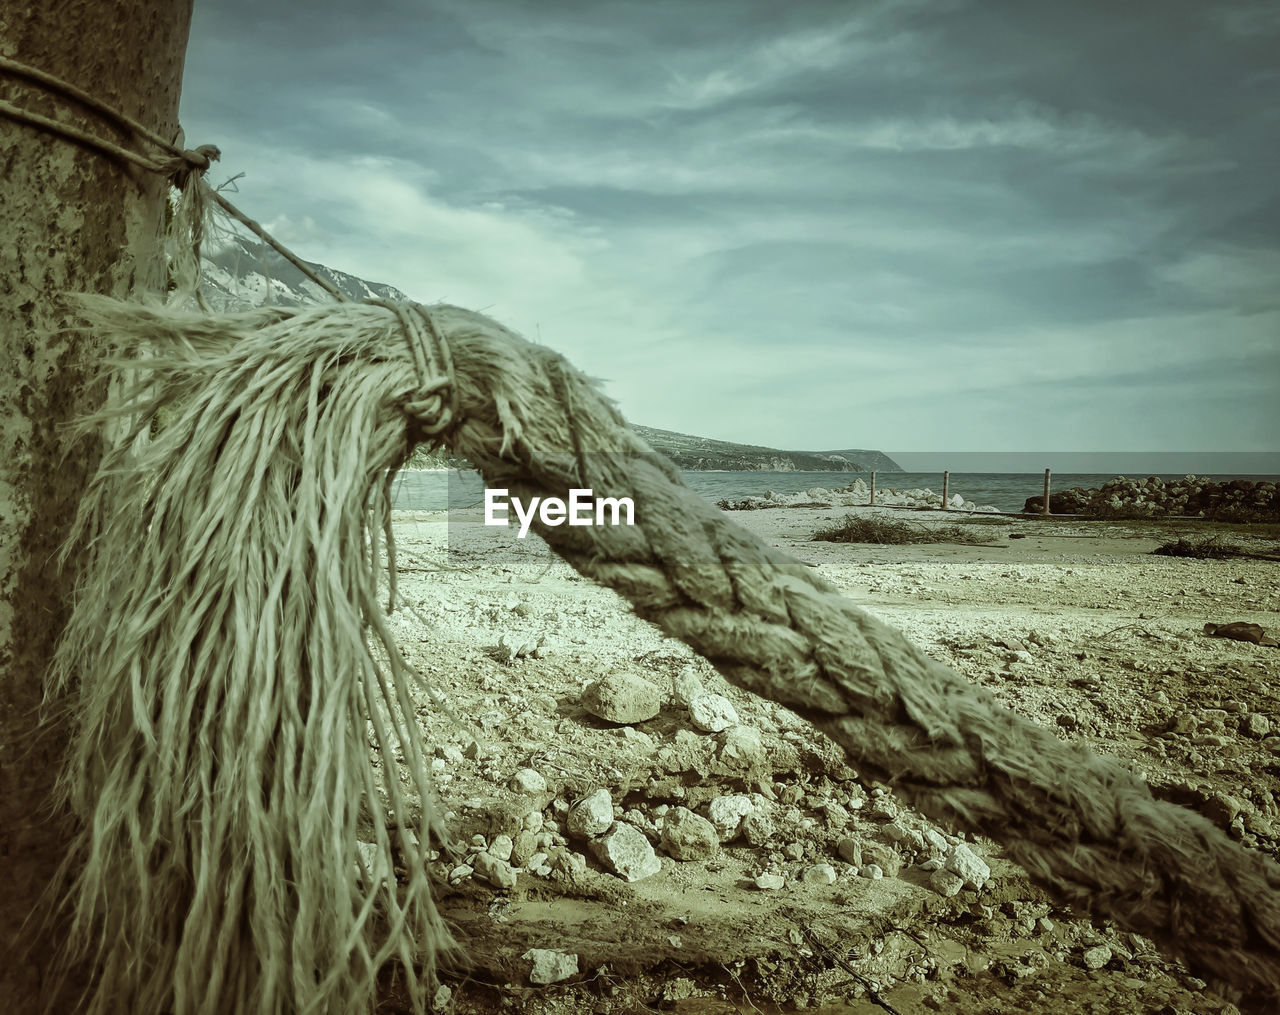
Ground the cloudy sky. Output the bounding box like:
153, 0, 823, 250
180, 0, 1279, 463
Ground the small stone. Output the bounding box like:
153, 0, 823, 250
488, 834, 514, 862
1203, 792, 1243, 827
944, 842, 990, 890
448, 864, 474, 883
554, 850, 587, 876
821, 800, 851, 829
920, 858, 944, 871
784, 841, 804, 861
837, 837, 863, 866
688, 693, 739, 733
472, 851, 517, 890
922, 829, 949, 853
861, 841, 901, 878
523, 948, 579, 985
582, 673, 662, 724
1036, 917, 1055, 935
862, 864, 884, 880
929, 869, 964, 897
431, 983, 452, 1012
882, 821, 908, 842
1242, 714, 1272, 739
523, 811, 544, 833
660, 806, 719, 861
672, 665, 705, 707
590, 821, 662, 882
437, 745, 465, 765
754, 872, 786, 890
719, 725, 764, 763
567, 789, 614, 838
707, 794, 755, 841
510, 768, 548, 794
1081, 945, 1112, 970
492, 632, 542, 663
740, 811, 776, 846
803, 863, 838, 884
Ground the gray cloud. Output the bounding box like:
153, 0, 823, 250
181, 0, 1280, 454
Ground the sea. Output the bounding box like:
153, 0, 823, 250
390, 470, 1278, 516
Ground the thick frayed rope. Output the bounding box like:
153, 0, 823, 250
55, 298, 1280, 1014
49, 298, 455, 1015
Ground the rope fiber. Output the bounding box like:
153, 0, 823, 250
55, 297, 1280, 1015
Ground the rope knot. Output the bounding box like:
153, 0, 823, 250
366, 300, 460, 444
162, 143, 221, 189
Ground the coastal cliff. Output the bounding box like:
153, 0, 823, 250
633, 425, 902, 473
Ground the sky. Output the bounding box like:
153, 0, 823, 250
179, 0, 1280, 465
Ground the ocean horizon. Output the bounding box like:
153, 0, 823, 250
391, 469, 1278, 516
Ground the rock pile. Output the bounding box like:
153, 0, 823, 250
719, 479, 998, 513
1024, 475, 1279, 521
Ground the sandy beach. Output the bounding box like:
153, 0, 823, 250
379, 503, 1279, 1015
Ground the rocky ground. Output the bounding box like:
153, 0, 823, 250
374, 503, 1280, 1015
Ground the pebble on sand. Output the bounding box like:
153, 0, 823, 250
660, 806, 719, 861
523, 948, 579, 985
567, 788, 614, 838
581, 672, 662, 724
510, 768, 548, 794
929, 868, 965, 897
803, 863, 838, 884
590, 821, 662, 882
944, 842, 991, 890
706, 794, 755, 840
688, 693, 739, 733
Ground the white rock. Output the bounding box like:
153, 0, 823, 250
944, 842, 991, 890
510, 768, 548, 794
882, 821, 908, 842
929, 868, 965, 897
354, 840, 387, 884
719, 725, 763, 763
472, 851, 517, 890
523, 948, 579, 985
740, 810, 775, 847
1081, 945, 1112, 970
754, 873, 786, 890
862, 864, 884, 880
837, 837, 862, 865
689, 693, 739, 733
660, 806, 719, 861
488, 834, 514, 862
706, 794, 755, 841
672, 665, 705, 707
566, 788, 614, 838
448, 864, 474, 883
922, 829, 949, 853
582, 672, 662, 724
803, 863, 837, 884
431, 983, 452, 1012
590, 822, 662, 882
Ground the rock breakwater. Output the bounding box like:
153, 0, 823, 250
718, 478, 999, 513
1024, 475, 1279, 521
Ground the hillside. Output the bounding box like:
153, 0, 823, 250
633, 426, 901, 473
199, 252, 900, 473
